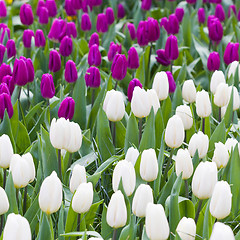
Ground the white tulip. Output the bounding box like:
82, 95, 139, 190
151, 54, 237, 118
227, 61, 240, 79
214, 83, 230, 107
147, 89, 160, 114
212, 142, 229, 169
210, 222, 235, 240
0, 134, 14, 169
196, 90, 212, 118
0, 187, 9, 215
229, 86, 240, 111
152, 71, 169, 100
225, 138, 238, 153
176, 217, 196, 240
69, 164, 87, 193
38, 171, 62, 215
182, 80, 196, 103
210, 70, 226, 94
22, 153, 35, 183
176, 104, 193, 130
125, 147, 139, 166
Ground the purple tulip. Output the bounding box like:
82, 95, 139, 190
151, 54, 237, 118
35, 29, 46, 48
59, 36, 73, 57
0, 44, 5, 64
2, 75, 14, 95
40, 74, 55, 99
127, 78, 142, 102
207, 52, 220, 71
81, 13, 92, 31
223, 42, 239, 65
25, 58, 35, 83
228, 5, 237, 17
127, 47, 139, 70
210, 0, 221, 3
0, 93, 13, 119
208, 17, 223, 43
96, 13, 108, 33
20, 4, 34, 26
48, 18, 67, 42
111, 54, 127, 81
0, 0, 7, 18
186, 0, 196, 3
166, 71, 176, 93
165, 35, 179, 61
66, 22, 77, 38
23, 30, 34, 48
6, 40, 16, 59
127, 23, 136, 40
137, 21, 149, 46
72, 0, 82, 10
160, 17, 169, 34
198, 8, 205, 24
175, 8, 184, 23
13, 58, 28, 86
156, 49, 171, 66
0, 27, 10, 44
108, 42, 121, 62
84, 66, 101, 88
141, 0, 151, 11
65, 60, 78, 83
238, 9, 240, 21
117, 4, 125, 19
49, 50, 61, 72
45, 0, 57, 17
106, 7, 114, 25
92, 0, 102, 6
147, 17, 160, 42
58, 97, 75, 120
168, 14, 179, 35
215, 4, 225, 22
88, 44, 101, 66
39, 7, 49, 24
0, 83, 10, 95
0, 63, 11, 83
65, 0, 77, 16
89, 32, 99, 48
36, 0, 45, 16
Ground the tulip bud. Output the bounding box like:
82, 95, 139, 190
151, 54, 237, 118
72, 182, 93, 213
49, 50, 61, 72
85, 66, 101, 88
166, 71, 176, 93
160, 17, 169, 33
111, 54, 127, 81
66, 22, 77, 38
182, 80, 196, 103
215, 4, 225, 22
225, 138, 238, 153
127, 47, 139, 70
0, 93, 13, 119
2, 75, 14, 95
152, 71, 169, 100
140, 149, 158, 182
22, 29, 34, 48
48, 18, 67, 42
0, 187, 9, 215
106, 190, 127, 228
137, 21, 149, 46
96, 14, 108, 33
40, 73, 55, 99
59, 36, 72, 57
127, 23, 136, 40
228, 61, 240, 79
3, 213, 31, 240
229, 86, 240, 110
107, 42, 121, 62
20, 4, 34, 26
35, 29, 46, 48
89, 32, 99, 48
72, 0, 82, 10
112, 160, 136, 196
175, 8, 184, 22
208, 18, 223, 43
65, 60, 78, 83
165, 35, 179, 61
210, 70, 225, 94
186, 0, 196, 3
81, 13, 92, 31
88, 44, 101, 67
6, 39, 16, 59
196, 90, 212, 118
212, 142, 229, 168
125, 147, 139, 166
207, 52, 220, 71
39, 7, 49, 24
45, 0, 57, 17
23, 152, 36, 183
176, 217, 196, 240
39, 171, 62, 214
228, 5, 236, 17
127, 78, 142, 102
165, 115, 184, 149
36, 0, 45, 16
103, 90, 125, 122
58, 97, 75, 120
210, 222, 235, 240
106, 7, 114, 25
147, 89, 160, 114
156, 49, 171, 66
223, 42, 239, 65
117, 4, 125, 19
141, 0, 151, 11
198, 8, 205, 24
146, 203, 170, 240
0, 64, 11, 83
0, 0, 7, 18
69, 164, 87, 193
131, 87, 151, 118
0, 134, 13, 169
192, 161, 218, 199
176, 105, 193, 130
147, 17, 160, 42
0, 44, 5, 64
65, 0, 77, 16
132, 184, 153, 217
168, 14, 179, 35
0, 83, 10, 95
210, 181, 232, 219
214, 83, 229, 107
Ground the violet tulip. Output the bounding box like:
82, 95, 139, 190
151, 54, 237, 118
0, 44, 6, 64
228, 5, 237, 17
45, 0, 57, 17
72, 0, 82, 10
127, 23, 136, 40
111, 54, 127, 81
0, 93, 13, 119
108, 42, 121, 62
186, 0, 196, 3
66, 22, 77, 38
59, 36, 73, 57
127, 78, 142, 102
6, 40, 16, 59
166, 71, 176, 93
0, 0, 7, 18
198, 8, 205, 24
175, 8, 184, 22
117, 4, 125, 19
65, 60, 78, 83
0, 83, 10, 95
89, 33, 99, 48
36, 0, 45, 16
207, 52, 220, 71
215, 4, 225, 22
168, 14, 179, 35
2, 75, 14, 95
84, 66, 101, 88
12, 58, 30, 86
165, 35, 179, 61
88, 44, 101, 66
128, 47, 139, 70
48, 18, 67, 42
106, 7, 114, 25
25, 58, 35, 83
208, 18, 223, 43
58, 97, 75, 120
40, 73, 55, 99
96, 14, 108, 33
238, 9, 240, 21
49, 50, 61, 72
156, 49, 171, 66
141, 0, 151, 11
35, 29, 46, 48
147, 17, 160, 42
223, 42, 239, 65
160, 17, 169, 34
65, 0, 77, 16
0, 63, 11, 83
20, 4, 34, 26
39, 7, 49, 25
23, 30, 34, 48
137, 21, 149, 46
81, 13, 92, 31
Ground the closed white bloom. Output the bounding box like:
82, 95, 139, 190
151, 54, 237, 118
210, 181, 232, 219
225, 138, 238, 153
65, 121, 82, 152
175, 149, 193, 180
196, 90, 212, 118
229, 86, 240, 111
176, 105, 193, 130
147, 89, 160, 114
132, 184, 153, 217
22, 153, 35, 183
165, 115, 184, 148
188, 131, 209, 159
69, 164, 87, 193
214, 83, 229, 107
112, 160, 136, 196
212, 142, 229, 169
210, 70, 226, 94
38, 171, 62, 215
221, 105, 227, 118
182, 80, 196, 103
210, 222, 235, 240
176, 217, 196, 240
125, 147, 139, 166
228, 61, 240, 79
103, 90, 125, 122
140, 149, 158, 182
72, 182, 93, 214
0, 187, 9, 215
152, 71, 169, 100
146, 203, 170, 240
131, 87, 151, 118
106, 190, 127, 229
192, 161, 218, 199
3, 213, 31, 240
0, 134, 14, 169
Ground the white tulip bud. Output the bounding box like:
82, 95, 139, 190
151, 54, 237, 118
147, 89, 160, 114
0, 187, 9, 215
152, 71, 169, 101
196, 90, 212, 118
188, 131, 209, 159
0, 134, 14, 169
225, 138, 238, 153
212, 142, 229, 169
22, 153, 35, 183
228, 61, 240, 79
72, 182, 93, 214
165, 115, 185, 149
210, 70, 226, 94
182, 80, 196, 103
175, 149, 193, 180
221, 105, 227, 118
210, 181, 232, 219
125, 147, 139, 166
106, 190, 127, 229
70, 164, 87, 193
140, 149, 158, 182
3, 213, 31, 240
176, 217, 196, 240
131, 87, 151, 118
132, 184, 153, 217
192, 161, 218, 199
210, 222, 235, 240
214, 83, 229, 107
112, 160, 136, 196
38, 171, 62, 215
229, 86, 240, 111
146, 203, 170, 240
176, 105, 193, 130
103, 90, 125, 122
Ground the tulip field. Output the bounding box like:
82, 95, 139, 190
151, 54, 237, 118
1, 0, 240, 239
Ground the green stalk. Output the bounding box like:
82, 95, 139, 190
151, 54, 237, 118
0, 215, 3, 236
112, 122, 116, 147
184, 180, 189, 199
202, 118, 205, 134
77, 213, 81, 231
23, 185, 28, 215
91, 88, 95, 108
112, 229, 117, 240
219, 107, 221, 122
162, 148, 174, 184
195, 199, 203, 223
58, 149, 62, 182
3, 169, 6, 189
138, 118, 143, 144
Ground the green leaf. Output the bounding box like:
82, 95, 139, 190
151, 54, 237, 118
119, 215, 136, 240
182, 11, 192, 47
85, 200, 104, 226
179, 196, 195, 219
37, 212, 54, 240
155, 108, 165, 150
115, 121, 126, 149
162, 97, 172, 126
101, 204, 113, 239
224, 89, 233, 128
58, 205, 65, 240
172, 84, 183, 111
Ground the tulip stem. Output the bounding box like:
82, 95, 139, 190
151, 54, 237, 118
0, 215, 3, 237
77, 213, 81, 232
112, 229, 117, 240
91, 88, 95, 108
18, 86, 21, 101
58, 149, 62, 182
147, 43, 153, 87
162, 148, 174, 184
114, 81, 118, 90
184, 180, 189, 199
170, 61, 173, 74
23, 185, 28, 215
16, 188, 19, 209
112, 122, 116, 147
218, 107, 221, 122
47, 99, 51, 121
138, 118, 142, 144
202, 118, 205, 134
195, 199, 203, 224
3, 169, 6, 189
